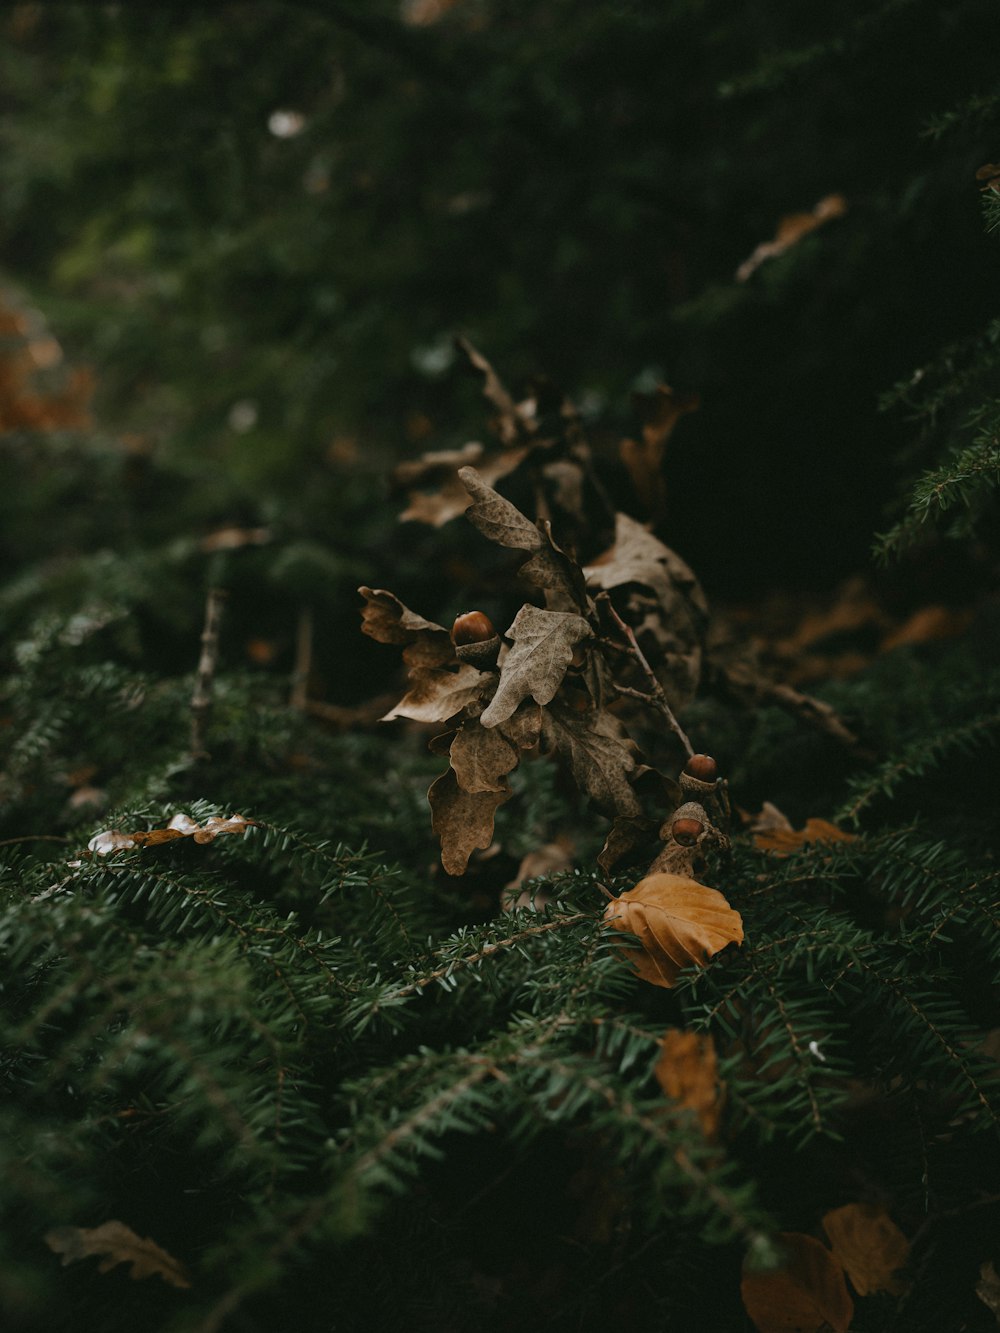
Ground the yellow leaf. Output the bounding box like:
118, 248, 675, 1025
604, 872, 743, 989
821, 1202, 910, 1296
654, 1029, 724, 1140
741, 1232, 853, 1333
754, 816, 854, 857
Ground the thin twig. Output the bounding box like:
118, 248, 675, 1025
0, 834, 72, 848
190, 587, 227, 761
290, 606, 313, 711
597, 592, 694, 756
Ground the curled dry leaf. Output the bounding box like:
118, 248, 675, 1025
620, 384, 699, 519
821, 1202, 910, 1296
654, 1028, 724, 1141
541, 702, 641, 817
381, 661, 492, 725
977, 1261, 1000, 1323
45, 1220, 191, 1289
428, 767, 512, 876
358, 585, 449, 646
449, 722, 519, 793
455, 335, 534, 446
393, 441, 528, 527
604, 872, 743, 989
88, 814, 256, 854
480, 605, 592, 728
741, 1232, 853, 1333
753, 814, 854, 856
736, 193, 848, 282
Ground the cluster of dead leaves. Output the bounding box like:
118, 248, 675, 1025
362, 459, 706, 876
742, 1205, 911, 1332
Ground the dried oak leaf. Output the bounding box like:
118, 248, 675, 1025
753, 812, 854, 856
597, 814, 660, 875
45, 1221, 191, 1289
480, 605, 592, 728
455, 335, 534, 445
429, 767, 512, 875
458, 467, 586, 610
382, 661, 492, 724
741, 1232, 853, 1333
358, 586, 450, 648
977, 1261, 1000, 1323
449, 721, 519, 793
821, 1203, 910, 1297
585, 513, 707, 707
541, 702, 641, 817
497, 698, 543, 750
604, 872, 743, 989
654, 1028, 724, 1141
976, 163, 1000, 193
394, 441, 528, 527
736, 193, 848, 282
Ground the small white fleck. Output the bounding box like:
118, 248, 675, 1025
268, 109, 305, 139
808, 1040, 826, 1062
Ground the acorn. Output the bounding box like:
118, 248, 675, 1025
683, 753, 718, 784
450, 611, 502, 669
671, 816, 704, 846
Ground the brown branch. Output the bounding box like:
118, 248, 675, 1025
597, 592, 694, 757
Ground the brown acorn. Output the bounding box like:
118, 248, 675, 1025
684, 754, 718, 783
671, 816, 704, 846
451, 611, 502, 669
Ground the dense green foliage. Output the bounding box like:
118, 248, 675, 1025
2, 2, 1000, 1330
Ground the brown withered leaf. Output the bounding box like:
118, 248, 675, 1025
976, 163, 1000, 193
45, 1221, 191, 1289
480, 605, 592, 728
394, 441, 529, 526
458, 465, 543, 552
598, 815, 659, 875
821, 1203, 910, 1297
654, 1028, 724, 1141
741, 1232, 853, 1333
503, 835, 575, 908
541, 703, 641, 817
497, 699, 543, 750
586, 512, 703, 615
736, 193, 848, 282
199, 526, 272, 553
449, 722, 519, 793
382, 662, 492, 724
620, 385, 699, 519
429, 768, 511, 875
88, 814, 256, 854
753, 814, 854, 856
358, 586, 450, 647
519, 518, 589, 611
455, 336, 534, 445
604, 872, 743, 989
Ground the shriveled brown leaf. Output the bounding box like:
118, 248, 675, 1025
586, 512, 705, 616
198, 526, 272, 553
542, 702, 641, 817
976, 163, 1000, 193
598, 814, 659, 874
753, 815, 854, 856
741, 1232, 853, 1333
620, 385, 699, 518
654, 1028, 724, 1141
497, 699, 543, 750
358, 586, 449, 646
429, 768, 512, 875
382, 661, 492, 724
45, 1221, 191, 1289
736, 193, 848, 282
88, 814, 256, 854
604, 872, 743, 989
394, 441, 529, 526
458, 465, 543, 552
480, 605, 592, 728
518, 519, 589, 610
504, 835, 575, 908
821, 1203, 910, 1297
455, 336, 534, 445
449, 722, 519, 793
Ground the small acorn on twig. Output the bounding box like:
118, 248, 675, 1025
451, 611, 502, 669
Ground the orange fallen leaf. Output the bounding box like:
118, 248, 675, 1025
654, 1028, 724, 1140
88, 813, 257, 855
741, 1232, 853, 1333
821, 1202, 910, 1296
604, 872, 743, 989
753, 812, 854, 856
